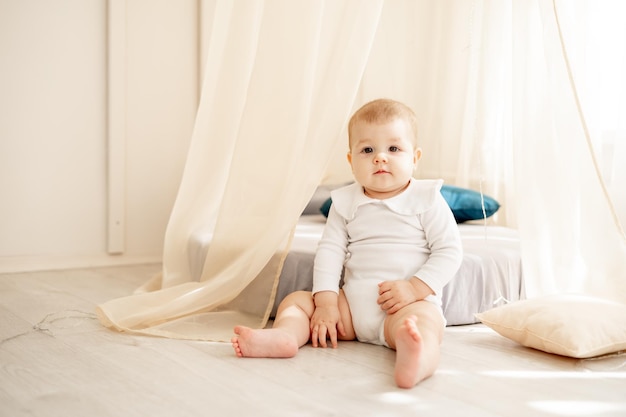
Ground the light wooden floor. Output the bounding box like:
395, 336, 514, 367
1, 264, 625, 417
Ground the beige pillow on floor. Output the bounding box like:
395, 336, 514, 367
476, 294, 626, 358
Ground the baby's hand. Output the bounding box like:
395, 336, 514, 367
311, 291, 345, 348
310, 305, 344, 348
377, 278, 434, 314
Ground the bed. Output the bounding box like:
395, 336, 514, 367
188, 186, 524, 326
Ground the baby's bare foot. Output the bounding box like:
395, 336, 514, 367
394, 315, 424, 388
231, 326, 298, 358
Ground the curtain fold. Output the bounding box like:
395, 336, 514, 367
97, 0, 385, 341
97, 0, 626, 342
512, 0, 626, 301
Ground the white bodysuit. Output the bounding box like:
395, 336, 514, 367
312, 179, 463, 346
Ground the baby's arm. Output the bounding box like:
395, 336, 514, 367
310, 291, 345, 348
311, 204, 349, 348
411, 193, 463, 297
377, 277, 433, 314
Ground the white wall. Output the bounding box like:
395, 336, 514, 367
0, 0, 198, 272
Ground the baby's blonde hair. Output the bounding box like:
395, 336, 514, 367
348, 98, 418, 149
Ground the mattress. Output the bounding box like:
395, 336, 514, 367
189, 214, 524, 326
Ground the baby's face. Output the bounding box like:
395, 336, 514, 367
347, 118, 421, 200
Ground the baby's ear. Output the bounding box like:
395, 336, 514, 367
414, 148, 422, 162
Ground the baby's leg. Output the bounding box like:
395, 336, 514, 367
383, 301, 444, 388
231, 291, 314, 358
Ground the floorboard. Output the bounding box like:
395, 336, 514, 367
0, 264, 625, 417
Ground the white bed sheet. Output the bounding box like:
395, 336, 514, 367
188, 214, 524, 326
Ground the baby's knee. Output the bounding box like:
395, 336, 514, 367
277, 290, 314, 314
283, 290, 314, 302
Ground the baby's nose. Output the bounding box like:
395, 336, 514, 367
374, 152, 388, 163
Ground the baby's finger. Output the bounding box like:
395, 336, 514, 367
337, 320, 346, 337
311, 325, 320, 347
387, 303, 399, 315
378, 296, 391, 310
377, 290, 392, 305
327, 326, 338, 348
317, 325, 328, 348
388, 299, 406, 315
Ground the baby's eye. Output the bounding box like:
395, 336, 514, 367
361, 147, 373, 154
389, 146, 399, 152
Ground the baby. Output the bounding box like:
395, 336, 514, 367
231, 98, 463, 388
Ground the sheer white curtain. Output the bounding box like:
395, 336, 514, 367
97, 0, 384, 341
511, 0, 626, 301
562, 1, 626, 229
98, 0, 626, 341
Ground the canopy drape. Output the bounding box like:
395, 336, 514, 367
513, 0, 626, 300
97, 0, 626, 341
97, 0, 385, 340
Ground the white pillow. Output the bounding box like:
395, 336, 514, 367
476, 294, 626, 358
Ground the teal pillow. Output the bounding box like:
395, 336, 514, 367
439, 185, 500, 223
319, 185, 499, 223
320, 197, 333, 217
